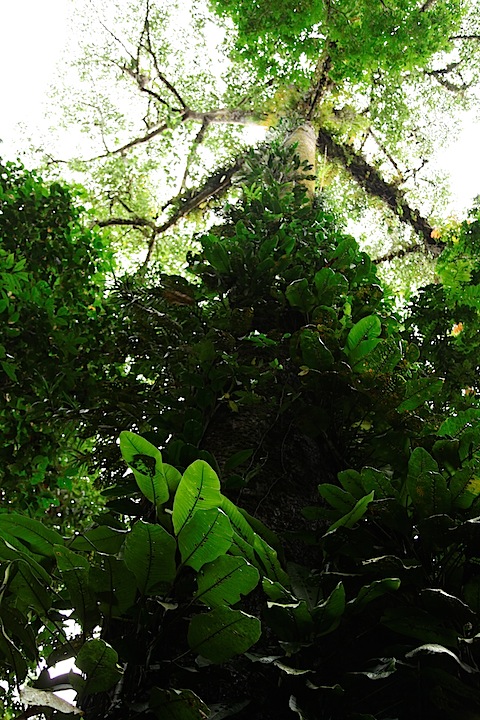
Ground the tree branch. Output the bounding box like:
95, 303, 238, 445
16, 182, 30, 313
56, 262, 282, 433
316, 128, 441, 248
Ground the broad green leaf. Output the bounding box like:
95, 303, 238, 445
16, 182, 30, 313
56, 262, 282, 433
149, 687, 209, 720
76, 639, 122, 695
299, 328, 334, 370
0, 514, 63, 557
119, 431, 168, 508
407, 471, 451, 517
327, 491, 374, 531
286, 563, 321, 609
438, 409, 480, 438
405, 644, 477, 674
337, 469, 365, 499
224, 449, 254, 472
318, 484, 357, 514
9, 560, 52, 614
264, 599, 313, 642
397, 377, 443, 412
219, 496, 255, 546
450, 467, 480, 509
464, 576, 480, 613
408, 447, 438, 477
253, 534, 290, 586
188, 607, 261, 663
285, 278, 315, 312
163, 463, 182, 495
348, 337, 381, 367
68, 526, 128, 554
345, 315, 381, 355
348, 578, 400, 611
354, 337, 402, 374
360, 467, 396, 499
178, 508, 233, 571
54, 545, 99, 631
90, 557, 137, 617
312, 582, 345, 635
172, 460, 222, 536
195, 556, 259, 607
123, 521, 176, 595
381, 607, 458, 646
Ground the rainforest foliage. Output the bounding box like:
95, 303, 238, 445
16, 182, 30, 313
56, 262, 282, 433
2, 0, 480, 718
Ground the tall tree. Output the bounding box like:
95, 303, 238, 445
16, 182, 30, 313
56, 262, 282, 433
40, 0, 480, 273
3, 2, 480, 719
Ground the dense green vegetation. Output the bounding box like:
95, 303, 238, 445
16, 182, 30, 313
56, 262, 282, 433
2, 0, 480, 718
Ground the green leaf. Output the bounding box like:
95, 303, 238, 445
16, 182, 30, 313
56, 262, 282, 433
54, 545, 99, 631
195, 556, 259, 607
337, 469, 365, 499
312, 582, 346, 635
345, 315, 381, 355
149, 687, 209, 720
405, 643, 477, 674
360, 467, 396, 499
300, 329, 334, 370
253, 534, 290, 585
381, 607, 458, 646
119, 431, 169, 508
188, 607, 261, 663
178, 508, 233, 571
318, 484, 357, 514
407, 471, 451, 517
76, 639, 122, 695
397, 377, 443, 412
0, 514, 63, 557
172, 460, 222, 536
408, 447, 439, 477
286, 278, 315, 311
224, 449, 254, 472
348, 578, 401, 611
68, 525, 128, 554
327, 491, 375, 531
123, 521, 176, 595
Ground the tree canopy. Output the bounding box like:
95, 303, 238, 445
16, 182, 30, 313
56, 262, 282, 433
2, 1, 480, 718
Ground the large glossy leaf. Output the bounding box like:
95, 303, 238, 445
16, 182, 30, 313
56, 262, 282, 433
312, 582, 346, 635
220, 496, 255, 546
123, 521, 176, 595
327, 491, 374, 531
408, 447, 438, 477
318, 484, 357, 514
253, 534, 290, 586
407, 471, 451, 517
172, 460, 222, 536
9, 560, 52, 614
54, 545, 98, 631
68, 525, 128, 554
119, 431, 168, 508
188, 607, 261, 663
348, 578, 400, 611
195, 556, 259, 608
397, 377, 443, 412
90, 557, 137, 617
360, 467, 397, 499
149, 687, 209, 720
75, 639, 122, 695
0, 514, 63, 557
381, 607, 458, 646
345, 315, 381, 355
300, 328, 334, 370
178, 508, 232, 571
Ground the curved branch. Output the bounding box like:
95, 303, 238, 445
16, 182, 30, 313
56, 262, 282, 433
317, 128, 441, 249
